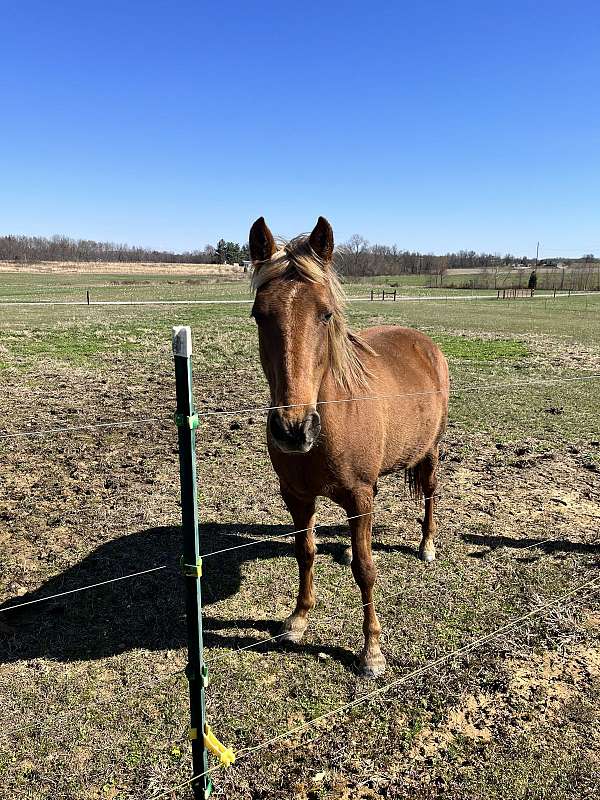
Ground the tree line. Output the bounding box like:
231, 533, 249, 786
334, 235, 535, 278
334, 236, 597, 278
0, 234, 250, 265
0, 232, 594, 274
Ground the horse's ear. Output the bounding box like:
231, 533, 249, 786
309, 216, 334, 262
249, 217, 276, 263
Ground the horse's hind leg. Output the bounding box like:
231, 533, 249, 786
279, 488, 317, 643
417, 447, 439, 563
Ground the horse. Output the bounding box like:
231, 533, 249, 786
249, 216, 449, 677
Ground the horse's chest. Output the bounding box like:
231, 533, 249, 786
267, 435, 376, 499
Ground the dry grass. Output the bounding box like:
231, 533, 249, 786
0, 261, 246, 277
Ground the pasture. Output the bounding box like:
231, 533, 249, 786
0, 270, 599, 799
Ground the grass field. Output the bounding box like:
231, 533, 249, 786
2, 264, 598, 303
0, 271, 599, 799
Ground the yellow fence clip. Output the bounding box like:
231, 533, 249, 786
188, 727, 198, 741
203, 724, 235, 768
181, 556, 203, 578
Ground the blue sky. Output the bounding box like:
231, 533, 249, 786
1, 1, 599, 256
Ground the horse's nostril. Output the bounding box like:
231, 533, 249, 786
270, 410, 320, 451
269, 411, 287, 441
303, 411, 321, 438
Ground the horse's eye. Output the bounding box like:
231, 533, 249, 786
321, 311, 333, 323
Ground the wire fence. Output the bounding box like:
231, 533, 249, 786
2, 531, 597, 788
3, 482, 595, 618
1, 372, 599, 440
1, 288, 598, 308
0, 565, 169, 614
0, 503, 425, 614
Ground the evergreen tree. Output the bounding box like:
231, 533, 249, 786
216, 239, 227, 264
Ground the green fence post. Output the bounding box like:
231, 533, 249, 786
172, 325, 212, 800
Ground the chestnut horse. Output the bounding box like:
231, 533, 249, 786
249, 217, 449, 677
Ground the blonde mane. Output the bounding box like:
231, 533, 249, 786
251, 235, 374, 391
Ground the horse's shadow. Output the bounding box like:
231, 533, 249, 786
0, 522, 408, 667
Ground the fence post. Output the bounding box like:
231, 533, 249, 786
370, 289, 373, 301
86, 290, 90, 305
172, 325, 212, 800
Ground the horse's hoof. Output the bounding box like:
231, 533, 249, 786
278, 615, 308, 644
356, 650, 387, 678
419, 546, 436, 563
278, 629, 304, 643
341, 546, 353, 566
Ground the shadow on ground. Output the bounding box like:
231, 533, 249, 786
462, 531, 600, 557
0, 522, 405, 668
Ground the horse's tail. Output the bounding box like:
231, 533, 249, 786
405, 465, 425, 501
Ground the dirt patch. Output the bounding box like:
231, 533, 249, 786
412, 622, 600, 766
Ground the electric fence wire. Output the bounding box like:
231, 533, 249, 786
0, 508, 390, 614
0, 565, 168, 613
1, 373, 599, 440
3, 558, 598, 743
2, 480, 597, 616
0, 289, 597, 307
1, 489, 451, 615
2, 520, 597, 738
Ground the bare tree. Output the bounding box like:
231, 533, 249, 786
336, 234, 370, 276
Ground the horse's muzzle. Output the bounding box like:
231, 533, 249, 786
268, 409, 321, 454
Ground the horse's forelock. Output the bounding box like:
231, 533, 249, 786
251, 236, 374, 391
251, 235, 323, 291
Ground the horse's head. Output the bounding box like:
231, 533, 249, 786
249, 216, 337, 454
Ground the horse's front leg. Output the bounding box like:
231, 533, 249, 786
346, 486, 386, 677
279, 487, 317, 643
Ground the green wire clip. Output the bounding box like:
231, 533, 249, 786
180, 556, 203, 578
174, 412, 200, 430
201, 663, 209, 688
184, 663, 208, 686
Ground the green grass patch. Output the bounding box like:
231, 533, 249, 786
2, 326, 145, 365
433, 334, 528, 361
